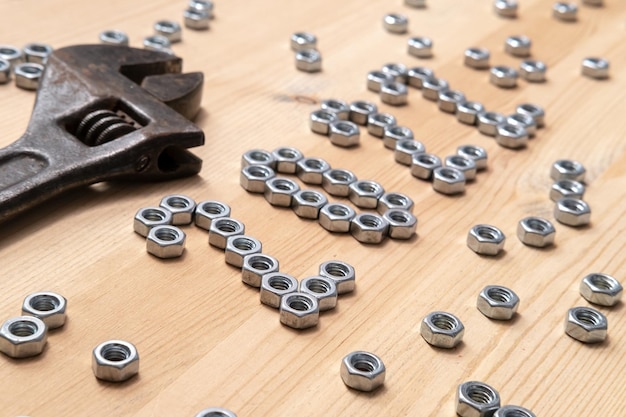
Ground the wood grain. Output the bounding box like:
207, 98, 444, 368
0, 0, 624, 416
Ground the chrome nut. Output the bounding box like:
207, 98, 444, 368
290, 32, 317, 51
319, 260, 356, 294
329, 120, 360, 148
296, 157, 331, 185
189, 0, 214, 17
240, 165, 276, 193
516, 103, 545, 128
380, 81, 408, 106
432, 167, 466, 195
367, 70, 394, 92
407, 36, 433, 58
348, 180, 385, 209
92, 340, 140, 382
395, 139, 426, 166
195, 408, 237, 417
457, 101, 486, 125
242, 254, 279, 288
495, 123, 528, 149
517, 216, 556, 247
565, 306, 607, 343
550, 159, 586, 182
322, 169, 357, 197
23, 43, 53, 64
0, 59, 10, 84
383, 13, 408, 34
155, 20, 182, 43
494, 0, 518, 17
411, 153, 442, 180
405, 0, 426, 7
582, 57, 609, 80
383, 209, 417, 240
494, 405, 536, 417
271, 146, 303, 174
0, 316, 48, 358
477, 111, 506, 136
422, 76, 449, 101
319, 203, 356, 233
22, 292, 67, 329
367, 112, 397, 137
295, 49, 322, 73
183, 8, 210, 30
381, 62, 408, 83
321, 99, 350, 120
225, 235, 262, 268
147, 225, 186, 259
554, 198, 591, 227
340, 351, 386, 392
457, 145, 488, 170
490, 66, 518, 88
350, 213, 389, 244
438, 89, 466, 113
456, 381, 501, 417
241, 149, 275, 169
208, 217, 245, 249
445, 155, 477, 181
310, 109, 338, 135
467, 224, 505, 256
99, 30, 130, 45
264, 177, 300, 207
292, 190, 328, 219
349, 100, 378, 125
378, 192, 415, 214
280, 293, 320, 329
134, 207, 172, 237
159, 194, 196, 225
579, 273, 623, 306
300, 276, 338, 311
0, 45, 23, 66
507, 113, 537, 137
553, 1, 577, 21
477, 285, 520, 320
420, 311, 464, 348
505, 35, 531, 57
14, 63, 44, 91
550, 179, 585, 201
143, 35, 171, 51
519, 59, 547, 82
195, 200, 231, 230
260, 273, 298, 308
464, 47, 490, 69
383, 125, 414, 149
407, 66, 434, 88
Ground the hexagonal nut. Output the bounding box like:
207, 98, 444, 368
582, 57, 609, 80
516, 216, 556, 248
0, 59, 10, 84
579, 273, 623, 306
183, 8, 210, 30
147, 225, 186, 259
310, 109, 338, 135
279, 292, 320, 329
457, 101, 486, 125
194, 200, 231, 230
550, 159, 586, 182
445, 155, 477, 181
407, 66, 434, 88
92, 340, 140, 382
432, 167, 466, 195
377, 192, 414, 214
291, 32, 317, 51
493, 405, 536, 417
477, 285, 520, 320
319, 203, 356, 233
382, 62, 408, 83
329, 120, 360, 148
295, 49, 322, 73
155, 20, 182, 42
225, 235, 262, 268
319, 260, 356, 294
420, 311, 464, 348
383, 125, 414, 150
22, 292, 67, 329
438, 89, 466, 113
322, 168, 357, 197
507, 113, 537, 137
565, 306, 607, 343
194, 408, 237, 417
407, 36, 433, 58
494, 0, 518, 17
264, 177, 300, 207
516, 103, 545, 128
271, 146, 303, 174
457, 145, 488, 170
160, 194, 196, 225
505, 35, 531, 57
300, 276, 338, 311
554, 198, 591, 227
260, 272, 298, 308
350, 213, 389, 244
349, 100, 378, 125
23, 44, 54, 64
209, 217, 245, 249
296, 157, 331, 185
467, 224, 505, 256
242, 254, 279, 288
367, 70, 394, 93
490, 65, 518, 88
367, 112, 397, 137
411, 153, 442, 180
14, 63, 44, 90
348, 180, 385, 209
99, 30, 130, 45
241, 149, 276, 169
133, 206, 172, 237
380, 81, 408, 106
478, 111, 506, 137
495, 123, 528, 149
383, 209, 417, 240
395, 139, 425, 166
340, 351, 386, 392
240, 164, 276, 193
456, 381, 501, 417
321, 99, 350, 120
189, 0, 215, 16
422, 76, 449, 101
292, 189, 328, 219
464, 47, 490, 69
550, 179, 585, 202
383, 13, 408, 34
0, 316, 48, 359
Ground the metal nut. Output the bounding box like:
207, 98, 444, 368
349, 100, 378, 125
407, 36, 433, 58
457, 145, 488, 170
579, 273, 623, 306
329, 120, 360, 148
438, 89, 466, 113
264, 177, 300, 207
383, 13, 408, 34
0, 45, 22, 66
296, 157, 331, 185
183, 8, 210, 30
310, 109, 338, 135
582, 57, 609, 79
319, 203, 356, 233
380, 81, 408, 106
22, 292, 67, 329
495, 123, 528, 149
477, 285, 520, 320
519, 59, 547, 82
0, 59, 10, 84
348, 180, 385, 209
432, 167, 466, 195
494, 405, 536, 417
516, 103, 545, 128
92, 340, 139, 382
14, 63, 44, 90
554, 198, 591, 227
271, 146, 303, 174
189, 0, 214, 18
23, 43, 53, 64
322, 168, 357, 197
292, 190, 328, 219
260, 273, 298, 308
490, 65, 518, 88
279, 292, 320, 329
422, 76, 449, 101
225, 235, 262, 268
378, 192, 414, 214
553, 1, 577, 21
367, 70, 394, 92
381, 62, 408, 84
383, 125, 414, 149
321, 99, 350, 120
208, 217, 245, 249
494, 0, 518, 17
290, 32, 317, 51
319, 260, 356, 294
550, 159, 586, 182
383, 209, 417, 239
507, 113, 537, 137
405, 0, 427, 7
411, 153, 442, 180
300, 276, 338, 311
147, 225, 186, 259
477, 111, 506, 136
420, 311, 464, 348
457, 101, 485, 125
242, 254, 279, 288
456, 381, 501, 417
155, 20, 182, 42
340, 351, 386, 392
464, 47, 490, 69
407, 66, 434, 88
134, 207, 172, 237
0, 316, 48, 358
350, 213, 389, 244
445, 155, 477, 181
143, 35, 171, 52
195, 408, 237, 417
99, 30, 130, 45
550, 179, 585, 201
195, 200, 231, 230
467, 224, 505, 256
295, 49, 322, 73
240, 164, 276, 193
367, 112, 397, 137
505, 35, 531, 57
395, 139, 426, 165
565, 306, 607, 343
517, 217, 556, 247
241, 149, 275, 169
160, 194, 196, 225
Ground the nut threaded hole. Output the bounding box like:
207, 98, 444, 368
359, 214, 382, 228
356, 181, 380, 193
300, 191, 322, 203
417, 154, 437, 166
269, 276, 294, 291
233, 238, 257, 251
304, 159, 324, 170
323, 262, 350, 277
287, 295, 313, 311
575, 308, 602, 325
588, 274, 616, 290
487, 287, 512, 303
248, 166, 271, 178
385, 193, 408, 206
202, 202, 226, 214
466, 384, 497, 404
460, 146, 481, 157
249, 151, 271, 162
248, 256, 274, 270
273, 179, 296, 191
557, 160, 578, 172
500, 409, 533, 417
328, 205, 350, 216
561, 199, 585, 212
329, 169, 353, 182
9, 321, 38, 337
373, 114, 393, 124
277, 148, 298, 159
142, 209, 166, 221
216, 219, 241, 233
166, 197, 191, 208
350, 353, 380, 373
154, 228, 180, 241
525, 218, 549, 232
439, 168, 460, 180
476, 226, 499, 240
29, 295, 60, 312
101, 343, 131, 362
388, 211, 410, 223
431, 313, 458, 331
306, 279, 331, 294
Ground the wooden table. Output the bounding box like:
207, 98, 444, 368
1, 0, 624, 416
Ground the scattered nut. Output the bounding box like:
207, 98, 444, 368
367, 112, 397, 137
279, 292, 320, 329
495, 123, 528, 149
296, 157, 331, 184
380, 81, 409, 106
582, 57, 609, 79
490, 65, 518, 88
99, 30, 130, 45
550, 159, 586, 182
183, 8, 210, 30
340, 351, 386, 392
422, 76, 449, 101
407, 66, 434, 88
456, 381, 501, 417
350, 213, 389, 244
321, 99, 350, 120
519, 59, 547, 82
143, 35, 171, 52
329, 120, 360, 147
411, 153, 442, 180
300, 276, 338, 311
154, 20, 182, 43
464, 47, 490, 69
477, 285, 520, 320
147, 225, 186, 259
438, 89, 466, 113
550, 179, 585, 201
505, 35, 531, 57
241, 149, 275, 169
457, 145, 487, 170
517, 217, 556, 247
494, 405, 536, 417
432, 167, 465, 195
384, 125, 414, 149
14, 63, 44, 90
23, 43, 53, 64
382, 62, 408, 83
477, 111, 506, 137
367, 70, 394, 92
271, 146, 303, 174
322, 168, 357, 197
92, 340, 139, 382
579, 273, 623, 306
554, 198, 590, 227
0, 45, 22, 66
225, 235, 262, 268
516, 103, 545, 128
319, 203, 356, 233
260, 273, 298, 308
194, 408, 237, 417
240, 165, 276, 193
0, 59, 10, 84
565, 306, 607, 343
494, 0, 518, 18
383, 209, 417, 239
319, 260, 356, 294
407, 36, 433, 58
378, 191, 415, 213
290, 32, 317, 51
395, 139, 426, 166
189, 0, 214, 17
160, 194, 196, 225
195, 200, 231, 230
242, 254, 279, 288
0, 316, 48, 358
264, 177, 300, 207
348, 180, 385, 209
22, 292, 67, 329
507, 113, 537, 137
467, 224, 505, 256
295, 49, 322, 73
134, 207, 172, 237
457, 101, 486, 125
209, 217, 245, 249
383, 13, 409, 34
349, 100, 378, 125
292, 190, 328, 219
310, 109, 339, 135
421, 311, 464, 348
444, 155, 476, 181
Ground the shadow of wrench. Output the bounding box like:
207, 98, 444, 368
0, 44, 205, 222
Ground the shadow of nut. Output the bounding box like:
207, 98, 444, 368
0, 316, 48, 358
322, 168, 357, 197
242, 254, 279, 288
300, 276, 338, 311
467, 224, 505, 256
516, 216, 555, 248
134, 206, 172, 237
279, 292, 319, 329
565, 306, 607, 343
456, 381, 501, 417
319, 260, 356, 294
348, 180, 385, 209
194, 408, 237, 417
194, 200, 231, 230
209, 217, 245, 249
420, 311, 464, 348
579, 273, 623, 306
22, 292, 67, 329
554, 198, 590, 227
92, 340, 139, 382
477, 286, 519, 320
382, 209, 417, 240
240, 165, 276, 193
146, 225, 186, 259
264, 177, 300, 207
340, 351, 386, 392
225, 235, 262, 268
292, 190, 328, 219
350, 213, 389, 244
159, 194, 196, 225
260, 272, 298, 308
329, 120, 360, 148
319, 203, 356, 233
